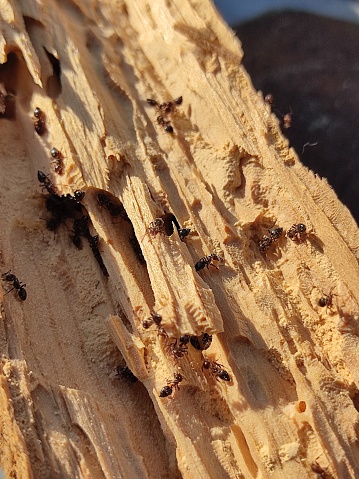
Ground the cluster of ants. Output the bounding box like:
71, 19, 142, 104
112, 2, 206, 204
145, 214, 226, 273
146, 96, 182, 133
30, 105, 335, 407
33, 108, 65, 176
258, 223, 307, 254
38, 170, 109, 277
141, 311, 230, 398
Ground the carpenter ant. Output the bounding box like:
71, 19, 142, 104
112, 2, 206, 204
146, 96, 182, 112
43, 189, 85, 232
190, 333, 213, 351
318, 287, 337, 311
161, 212, 191, 240
50, 147, 65, 175
33, 107, 46, 135
115, 365, 138, 383
258, 235, 273, 254
147, 96, 182, 133
165, 339, 188, 361
70, 215, 90, 248
144, 218, 166, 240
159, 372, 184, 397
1, 270, 27, 301
97, 193, 122, 216
268, 226, 283, 241
202, 357, 231, 381
156, 115, 173, 133
142, 312, 168, 341
287, 223, 307, 242
179, 334, 190, 345
178, 228, 191, 241
38, 170, 57, 195
88, 235, 109, 277
195, 254, 222, 272
146, 98, 158, 107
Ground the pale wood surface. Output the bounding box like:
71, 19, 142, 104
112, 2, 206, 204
1, 1, 359, 478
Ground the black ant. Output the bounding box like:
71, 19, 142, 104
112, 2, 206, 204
195, 254, 223, 272
287, 223, 307, 242
143, 218, 166, 241
258, 235, 272, 253
1, 271, 27, 301
38, 170, 57, 195
33, 107, 46, 135
88, 235, 109, 277
146, 96, 182, 114
142, 311, 168, 341
97, 193, 122, 216
202, 357, 231, 381
50, 148, 65, 175
159, 372, 184, 398
147, 96, 182, 133
179, 334, 190, 345
115, 365, 138, 383
178, 228, 191, 241
165, 339, 188, 361
268, 226, 283, 241
160, 212, 191, 241
70, 215, 90, 249
142, 311, 163, 330
318, 287, 337, 311
258, 226, 283, 254
190, 333, 213, 351
156, 115, 173, 133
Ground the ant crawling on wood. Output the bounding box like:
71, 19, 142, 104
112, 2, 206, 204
38, 170, 57, 195
33, 107, 46, 135
195, 254, 223, 272
156, 115, 173, 133
145, 218, 166, 238
258, 225, 283, 254
165, 338, 188, 362
146, 96, 182, 114
202, 357, 231, 382
142, 311, 168, 341
268, 226, 283, 241
190, 333, 212, 351
97, 193, 122, 216
159, 372, 184, 398
50, 147, 65, 175
287, 223, 307, 242
146, 95, 182, 133
318, 287, 337, 312
1, 270, 27, 301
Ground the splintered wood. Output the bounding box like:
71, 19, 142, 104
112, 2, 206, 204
0, 1, 359, 478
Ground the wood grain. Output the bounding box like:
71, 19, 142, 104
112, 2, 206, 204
0, 1, 359, 478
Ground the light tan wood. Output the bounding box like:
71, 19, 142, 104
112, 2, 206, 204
1, 1, 359, 478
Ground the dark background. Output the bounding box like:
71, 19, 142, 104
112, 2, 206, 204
215, 2, 359, 225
